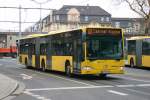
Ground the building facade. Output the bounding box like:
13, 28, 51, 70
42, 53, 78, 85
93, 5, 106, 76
0, 32, 46, 48
26, 5, 112, 32
25, 5, 145, 36
112, 18, 145, 35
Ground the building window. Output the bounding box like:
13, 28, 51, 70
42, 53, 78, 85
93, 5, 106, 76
56, 15, 59, 21
46, 16, 50, 24
53, 16, 55, 21
101, 17, 104, 22
84, 16, 88, 21
115, 22, 120, 28
106, 17, 109, 22
135, 24, 140, 32
68, 14, 79, 22
128, 22, 132, 27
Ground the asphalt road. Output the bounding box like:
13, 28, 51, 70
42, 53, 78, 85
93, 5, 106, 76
0, 58, 150, 100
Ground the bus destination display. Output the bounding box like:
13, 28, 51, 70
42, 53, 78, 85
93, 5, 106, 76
87, 28, 121, 36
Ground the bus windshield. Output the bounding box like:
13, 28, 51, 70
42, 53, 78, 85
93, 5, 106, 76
87, 36, 123, 60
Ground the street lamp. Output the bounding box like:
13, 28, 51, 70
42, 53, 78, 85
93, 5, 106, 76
31, 0, 52, 32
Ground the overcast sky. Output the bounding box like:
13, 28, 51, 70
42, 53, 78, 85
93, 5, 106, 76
0, 0, 140, 31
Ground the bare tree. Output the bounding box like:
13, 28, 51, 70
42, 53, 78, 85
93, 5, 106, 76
116, 0, 150, 34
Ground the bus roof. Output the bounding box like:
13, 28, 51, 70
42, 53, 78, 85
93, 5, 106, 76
20, 27, 123, 39
20, 34, 45, 39
126, 36, 150, 40
46, 27, 122, 36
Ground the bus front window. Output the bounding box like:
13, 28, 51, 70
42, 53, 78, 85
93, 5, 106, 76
87, 37, 123, 60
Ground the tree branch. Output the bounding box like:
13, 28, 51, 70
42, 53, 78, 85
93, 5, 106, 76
136, 0, 149, 19
124, 0, 145, 17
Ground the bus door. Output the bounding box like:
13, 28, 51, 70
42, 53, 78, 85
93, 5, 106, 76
46, 41, 52, 70
136, 40, 142, 67
27, 44, 33, 66
73, 39, 82, 73
35, 38, 40, 69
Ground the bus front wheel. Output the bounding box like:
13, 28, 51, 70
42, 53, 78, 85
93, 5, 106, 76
66, 66, 71, 77
65, 61, 72, 77
99, 73, 107, 78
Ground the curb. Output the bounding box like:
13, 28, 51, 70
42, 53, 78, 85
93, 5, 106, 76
0, 74, 25, 100
3, 82, 25, 100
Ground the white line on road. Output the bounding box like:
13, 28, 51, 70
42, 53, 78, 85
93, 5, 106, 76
124, 88, 150, 96
116, 76, 150, 83
26, 83, 150, 92
136, 84, 150, 87
108, 90, 128, 96
117, 84, 135, 87
47, 74, 94, 86
26, 85, 113, 92
24, 91, 52, 100
20, 73, 32, 80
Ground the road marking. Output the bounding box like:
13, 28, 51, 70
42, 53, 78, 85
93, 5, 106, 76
108, 90, 128, 96
117, 84, 150, 88
20, 73, 32, 80
51, 75, 94, 86
117, 76, 150, 83
26, 83, 150, 92
26, 85, 113, 92
117, 84, 135, 87
124, 88, 150, 96
24, 91, 33, 95
37, 96, 45, 99
126, 72, 150, 78
24, 91, 52, 100
22, 68, 94, 86
41, 73, 94, 86
136, 84, 150, 87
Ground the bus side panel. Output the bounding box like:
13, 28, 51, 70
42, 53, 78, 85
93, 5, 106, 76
128, 55, 136, 66
142, 55, 150, 67
51, 56, 72, 72
32, 55, 36, 67
20, 54, 28, 65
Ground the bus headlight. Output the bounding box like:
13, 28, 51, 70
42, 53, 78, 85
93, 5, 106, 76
120, 67, 124, 70
82, 66, 93, 70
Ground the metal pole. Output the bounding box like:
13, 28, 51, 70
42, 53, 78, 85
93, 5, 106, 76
40, 3, 42, 32
19, 5, 21, 39
17, 5, 21, 60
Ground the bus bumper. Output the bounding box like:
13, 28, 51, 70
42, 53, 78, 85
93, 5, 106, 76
80, 67, 124, 75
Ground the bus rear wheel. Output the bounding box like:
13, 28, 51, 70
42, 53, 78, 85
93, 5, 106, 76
41, 60, 46, 72
130, 58, 134, 68
25, 58, 29, 69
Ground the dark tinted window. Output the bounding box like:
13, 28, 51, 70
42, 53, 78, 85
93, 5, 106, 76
142, 39, 150, 55
128, 40, 136, 55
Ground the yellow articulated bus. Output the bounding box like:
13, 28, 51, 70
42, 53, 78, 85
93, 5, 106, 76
126, 36, 150, 68
18, 27, 125, 77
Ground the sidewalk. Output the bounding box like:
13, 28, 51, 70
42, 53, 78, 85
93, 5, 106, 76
0, 74, 24, 100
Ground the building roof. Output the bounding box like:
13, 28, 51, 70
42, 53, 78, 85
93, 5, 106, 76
55, 5, 111, 16
0, 32, 47, 35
